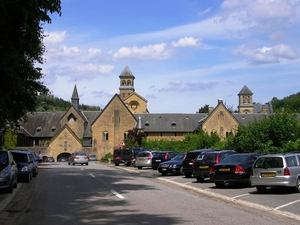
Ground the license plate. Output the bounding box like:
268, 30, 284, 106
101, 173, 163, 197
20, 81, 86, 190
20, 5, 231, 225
261, 173, 276, 177
219, 168, 230, 172
139, 158, 144, 161
162, 168, 167, 171
156, 160, 161, 162
200, 165, 209, 169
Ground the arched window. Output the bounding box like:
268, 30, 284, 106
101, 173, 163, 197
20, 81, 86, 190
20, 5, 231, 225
122, 80, 126, 86
127, 80, 131, 86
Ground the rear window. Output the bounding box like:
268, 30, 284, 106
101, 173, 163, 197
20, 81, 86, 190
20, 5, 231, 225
185, 152, 201, 160
254, 157, 284, 168
114, 150, 122, 156
137, 152, 150, 157
196, 153, 216, 161
221, 154, 249, 164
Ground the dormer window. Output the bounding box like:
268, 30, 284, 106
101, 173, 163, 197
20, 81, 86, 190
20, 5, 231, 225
145, 121, 150, 127
171, 121, 176, 128
36, 126, 42, 132
51, 126, 56, 132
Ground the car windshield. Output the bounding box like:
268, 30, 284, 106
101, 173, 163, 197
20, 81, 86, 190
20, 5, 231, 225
11, 153, 28, 163
221, 154, 249, 164
172, 153, 185, 161
0, 152, 8, 167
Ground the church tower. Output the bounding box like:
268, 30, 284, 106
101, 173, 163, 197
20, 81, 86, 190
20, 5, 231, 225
237, 85, 254, 114
119, 66, 135, 100
71, 84, 79, 110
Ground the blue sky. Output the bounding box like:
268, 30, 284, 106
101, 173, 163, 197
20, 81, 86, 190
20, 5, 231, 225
41, 0, 300, 113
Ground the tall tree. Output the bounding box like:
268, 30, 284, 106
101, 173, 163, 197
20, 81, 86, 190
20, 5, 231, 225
0, 0, 61, 128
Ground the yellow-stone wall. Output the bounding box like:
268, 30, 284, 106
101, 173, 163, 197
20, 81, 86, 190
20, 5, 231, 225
91, 95, 137, 158
202, 103, 238, 138
48, 127, 82, 157
60, 107, 85, 138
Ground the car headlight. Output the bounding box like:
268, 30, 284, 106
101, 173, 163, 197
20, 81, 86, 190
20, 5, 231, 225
21, 166, 29, 172
172, 164, 177, 168
0, 172, 9, 178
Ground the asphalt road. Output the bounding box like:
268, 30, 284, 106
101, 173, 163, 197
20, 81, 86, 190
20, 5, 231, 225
0, 162, 300, 225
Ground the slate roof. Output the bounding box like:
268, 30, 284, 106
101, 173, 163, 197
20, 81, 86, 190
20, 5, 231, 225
133, 113, 208, 132
119, 66, 135, 78
18, 112, 65, 138
238, 85, 253, 95
18, 111, 101, 138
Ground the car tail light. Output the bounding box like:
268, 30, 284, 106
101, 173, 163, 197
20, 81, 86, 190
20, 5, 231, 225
215, 155, 220, 164
235, 165, 245, 174
209, 166, 215, 173
250, 168, 253, 176
165, 153, 169, 160
284, 167, 290, 176
148, 153, 151, 160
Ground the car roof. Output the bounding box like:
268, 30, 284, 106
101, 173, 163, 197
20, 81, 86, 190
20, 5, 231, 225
188, 149, 214, 153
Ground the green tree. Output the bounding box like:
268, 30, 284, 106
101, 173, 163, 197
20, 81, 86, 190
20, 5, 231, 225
229, 112, 300, 153
0, 0, 61, 129
3, 128, 17, 149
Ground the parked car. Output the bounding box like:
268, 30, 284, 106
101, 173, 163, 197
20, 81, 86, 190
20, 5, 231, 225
9, 150, 34, 183
251, 153, 300, 193
157, 153, 186, 176
134, 151, 158, 169
88, 154, 97, 161
113, 147, 123, 166
210, 153, 262, 188
46, 156, 55, 162
68, 152, 89, 166
27, 151, 39, 177
0, 150, 18, 193
122, 147, 143, 167
192, 150, 236, 182
182, 149, 215, 178
10, 149, 39, 177
151, 151, 176, 170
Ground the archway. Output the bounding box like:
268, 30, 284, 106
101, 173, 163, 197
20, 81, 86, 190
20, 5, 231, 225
57, 153, 71, 162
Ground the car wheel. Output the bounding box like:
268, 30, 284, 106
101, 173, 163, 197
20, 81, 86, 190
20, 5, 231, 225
152, 167, 157, 170
86, 163, 88, 166
256, 186, 267, 193
184, 173, 192, 178
126, 162, 131, 167
215, 182, 225, 188
33, 170, 37, 177
196, 177, 205, 183
81, 163, 84, 165
137, 166, 142, 169
294, 178, 300, 193
13, 177, 17, 188
179, 166, 184, 175
161, 172, 168, 176
68, 162, 70, 165
26, 175, 31, 183
115, 163, 119, 166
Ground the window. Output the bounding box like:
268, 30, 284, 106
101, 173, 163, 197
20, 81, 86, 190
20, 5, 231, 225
102, 131, 109, 141
127, 80, 131, 86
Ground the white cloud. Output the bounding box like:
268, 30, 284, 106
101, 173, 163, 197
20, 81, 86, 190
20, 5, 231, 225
171, 37, 199, 47
197, 7, 212, 17
44, 31, 67, 44
232, 43, 299, 64
112, 43, 172, 60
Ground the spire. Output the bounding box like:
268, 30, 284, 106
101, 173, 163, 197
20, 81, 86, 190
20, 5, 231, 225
119, 66, 135, 79
238, 85, 253, 95
71, 84, 79, 110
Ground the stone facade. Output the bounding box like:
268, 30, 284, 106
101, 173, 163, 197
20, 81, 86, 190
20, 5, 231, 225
15, 66, 272, 161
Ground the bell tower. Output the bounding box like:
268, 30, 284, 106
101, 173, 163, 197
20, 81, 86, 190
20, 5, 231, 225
119, 66, 135, 100
238, 85, 254, 114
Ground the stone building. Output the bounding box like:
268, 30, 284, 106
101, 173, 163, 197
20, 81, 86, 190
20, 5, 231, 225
16, 66, 272, 161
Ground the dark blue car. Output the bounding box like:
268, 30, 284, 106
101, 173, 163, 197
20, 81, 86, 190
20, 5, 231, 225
9, 150, 34, 183
157, 153, 186, 176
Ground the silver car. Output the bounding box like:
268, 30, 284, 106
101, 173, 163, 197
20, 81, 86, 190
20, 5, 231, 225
251, 153, 300, 193
0, 150, 18, 193
134, 151, 157, 169
68, 152, 89, 166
